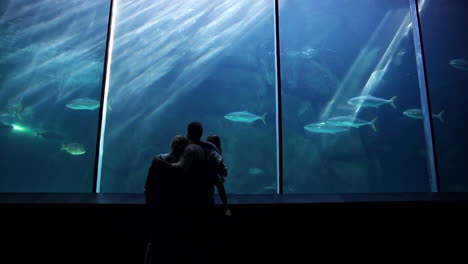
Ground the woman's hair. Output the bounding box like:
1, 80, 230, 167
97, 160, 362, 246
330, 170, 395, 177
170, 135, 189, 156
205, 134, 221, 154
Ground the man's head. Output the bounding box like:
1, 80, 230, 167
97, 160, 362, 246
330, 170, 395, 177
187, 121, 203, 141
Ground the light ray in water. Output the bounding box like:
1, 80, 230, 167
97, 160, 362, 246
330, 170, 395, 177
319, 1, 426, 124
104, 0, 274, 142
0, 0, 110, 114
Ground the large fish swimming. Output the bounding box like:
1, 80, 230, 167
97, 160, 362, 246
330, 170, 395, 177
347, 95, 397, 109
224, 111, 267, 125
61, 142, 86, 155
66, 97, 100, 110
449, 59, 468, 71
304, 122, 349, 134
326, 115, 377, 132
403, 109, 445, 123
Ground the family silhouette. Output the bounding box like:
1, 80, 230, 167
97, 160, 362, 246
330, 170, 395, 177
144, 121, 229, 263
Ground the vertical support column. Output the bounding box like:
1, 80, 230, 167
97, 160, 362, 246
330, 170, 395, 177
273, 0, 284, 195
93, 0, 117, 193
408, 0, 440, 192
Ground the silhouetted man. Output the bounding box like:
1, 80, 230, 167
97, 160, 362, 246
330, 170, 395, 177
155, 121, 222, 263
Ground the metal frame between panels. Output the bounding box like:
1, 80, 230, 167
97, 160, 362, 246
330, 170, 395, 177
274, 0, 284, 195
408, 0, 440, 192
93, 0, 116, 193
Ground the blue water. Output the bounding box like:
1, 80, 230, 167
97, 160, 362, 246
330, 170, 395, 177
0, 0, 466, 194
0, 0, 109, 192
419, 0, 468, 191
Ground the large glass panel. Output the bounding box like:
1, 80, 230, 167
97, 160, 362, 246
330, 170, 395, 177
418, 0, 468, 191
0, 0, 110, 192
101, 0, 276, 193
280, 0, 431, 193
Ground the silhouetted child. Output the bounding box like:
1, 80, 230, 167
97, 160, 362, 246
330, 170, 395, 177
205, 134, 231, 217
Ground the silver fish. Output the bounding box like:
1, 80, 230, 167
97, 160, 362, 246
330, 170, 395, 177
66, 97, 100, 110
224, 111, 267, 125
61, 142, 86, 155
304, 122, 349, 134
449, 59, 468, 71
403, 109, 445, 123
326, 115, 377, 132
347, 95, 397, 109
248, 168, 264, 175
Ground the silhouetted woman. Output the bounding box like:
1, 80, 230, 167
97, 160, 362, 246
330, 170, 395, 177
144, 135, 189, 264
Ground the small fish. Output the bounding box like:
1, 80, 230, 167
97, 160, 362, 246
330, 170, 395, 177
0, 114, 15, 126
263, 184, 277, 190
326, 115, 378, 132
304, 122, 349, 134
402, 109, 445, 123
449, 59, 468, 71
347, 95, 397, 109
0, 112, 14, 117
66, 97, 100, 110
36, 130, 64, 141
60, 142, 86, 155
224, 111, 267, 125
248, 168, 264, 175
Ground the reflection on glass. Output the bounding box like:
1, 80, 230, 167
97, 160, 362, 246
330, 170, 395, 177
101, 0, 276, 193
0, 0, 110, 192
280, 0, 431, 193
418, 0, 468, 191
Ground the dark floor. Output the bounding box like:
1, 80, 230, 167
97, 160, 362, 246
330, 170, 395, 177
1, 193, 468, 263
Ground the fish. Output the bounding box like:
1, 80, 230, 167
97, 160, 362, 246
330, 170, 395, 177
0, 112, 13, 117
66, 97, 100, 110
36, 130, 65, 141
60, 142, 86, 155
326, 115, 378, 132
402, 109, 445, 123
0, 114, 15, 126
347, 95, 397, 109
224, 111, 267, 125
284, 47, 317, 59
449, 59, 468, 71
248, 168, 264, 175
263, 184, 277, 190
304, 122, 349, 134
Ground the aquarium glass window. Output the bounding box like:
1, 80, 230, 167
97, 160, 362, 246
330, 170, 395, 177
418, 0, 468, 191
279, 0, 432, 193
0, 0, 110, 192
101, 0, 277, 193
